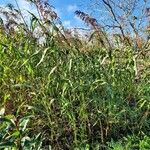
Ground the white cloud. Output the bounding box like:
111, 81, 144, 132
17, 0, 31, 10
63, 20, 71, 28
74, 15, 84, 25
17, 0, 38, 18
73, 16, 90, 29
54, 8, 62, 18
67, 4, 78, 12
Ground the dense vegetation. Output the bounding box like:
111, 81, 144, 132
0, 0, 150, 149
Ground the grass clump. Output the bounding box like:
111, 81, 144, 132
0, 0, 150, 149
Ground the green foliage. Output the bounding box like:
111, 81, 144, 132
0, 114, 45, 149
0, 1, 149, 149
107, 135, 150, 150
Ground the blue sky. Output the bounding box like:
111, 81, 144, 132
1, 0, 150, 30
0, 0, 91, 28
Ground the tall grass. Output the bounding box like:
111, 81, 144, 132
0, 1, 150, 149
